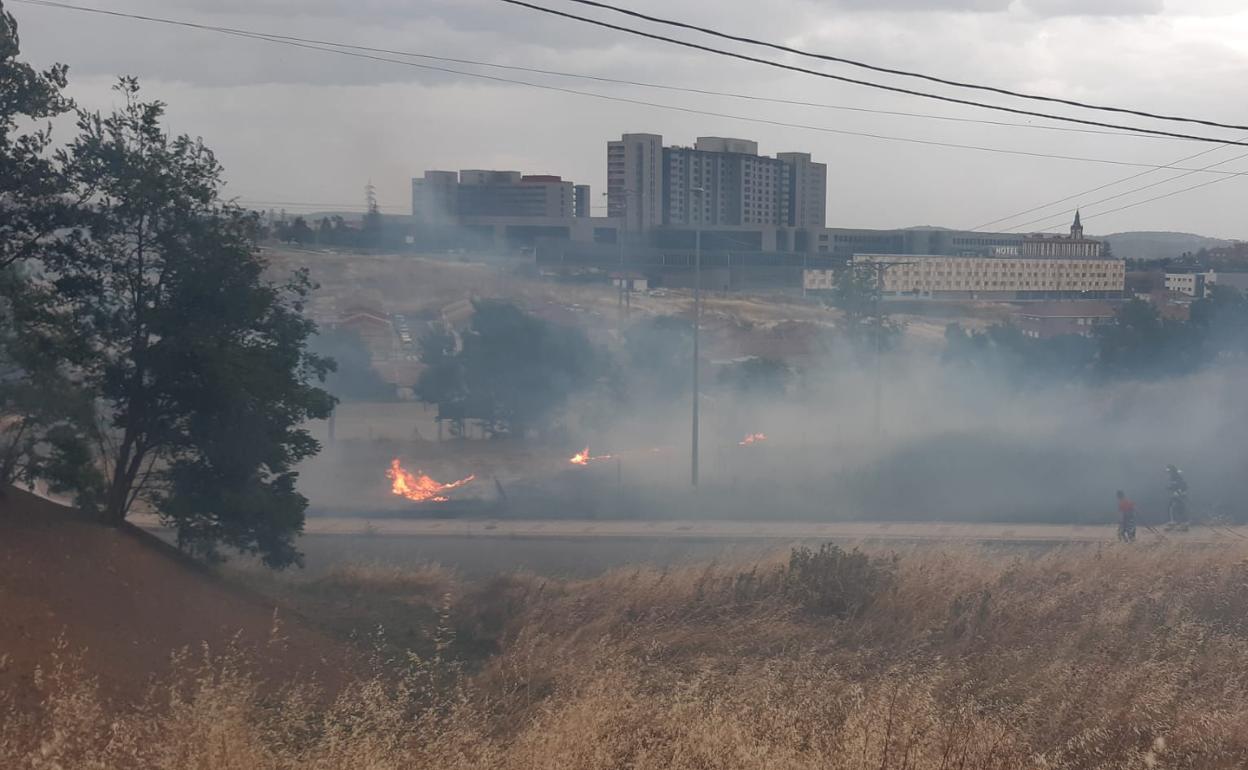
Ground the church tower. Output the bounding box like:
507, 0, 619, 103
1070, 209, 1084, 240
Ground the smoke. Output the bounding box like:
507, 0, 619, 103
293, 294, 1248, 527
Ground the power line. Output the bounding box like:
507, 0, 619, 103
10, 0, 1172, 142
970, 135, 1248, 231
1032, 173, 1242, 232
1002, 148, 1248, 233
19, 1, 1248, 181
558, 0, 1248, 134
495, 0, 1248, 146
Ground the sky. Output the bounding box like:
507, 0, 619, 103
9, 0, 1248, 238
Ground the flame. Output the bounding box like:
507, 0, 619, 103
738, 433, 767, 446
387, 458, 474, 502
569, 447, 613, 465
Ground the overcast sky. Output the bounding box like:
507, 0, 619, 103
10, 0, 1248, 237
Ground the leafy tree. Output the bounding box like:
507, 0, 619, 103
289, 216, 312, 246
716, 357, 792, 396
416, 301, 598, 437
43, 80, 333, 566
0, 3, 97, 492
1095, 299, 1203, 379
619, 314, 692, 399
943, 322, 1095, 385
1190, 284, 1248, 360
308, 327, 394, 401
830, 262, 901, 353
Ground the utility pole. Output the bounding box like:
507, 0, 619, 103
692, 226, 702, 487
691, 187, 705, 488
858, 259, 912, 439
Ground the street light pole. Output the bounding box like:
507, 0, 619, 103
691, 187, 705, 488
692, 226, 701, 487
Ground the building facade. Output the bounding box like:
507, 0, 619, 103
804, 252, 1126, 299
1021, 212, 1102, 258
411, 169, 588, 222
607, 133, 665, 233
607, 133, 826, 235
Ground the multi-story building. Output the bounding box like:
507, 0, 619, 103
1021, 211, 1102, 258
607, 133, 826, 234
607, 133, 665, 233
1165, 270, 1248, 298
805, 252, 1125, 299
411, 169, 588, 222
410, 170, 458, 226
777, 152, 827, 228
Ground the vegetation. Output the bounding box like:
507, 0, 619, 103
944, 289, 1248, 384
416, 299, 600, 437
8, 542, 1248, 767
0, 8, 332, 566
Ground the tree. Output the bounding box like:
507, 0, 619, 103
716, 357, 792, 396
1095, 299, 1203, 379
619, 314, 692, 399
308, 327, 394, 402
44, 79, 334, 566
416, 301, 599, 437
0, 3, 97, 492
289, 216, 312, 246
830, 262, 901, 353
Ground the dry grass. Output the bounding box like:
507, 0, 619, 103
8, 541, 1248, 768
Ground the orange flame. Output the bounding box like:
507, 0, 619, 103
569, 447, 613, 465
387, 458, 474, 502
739, 433, 767, 446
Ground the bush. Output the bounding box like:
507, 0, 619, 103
783, 544, 896, 617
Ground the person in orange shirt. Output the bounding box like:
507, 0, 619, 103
1116, 490, 1137, 543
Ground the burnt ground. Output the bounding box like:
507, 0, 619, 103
0, 487, 354, 710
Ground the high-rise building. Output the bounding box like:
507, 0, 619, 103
411, 170, 458, 225
411, 169, 584, 222
607, 133, 665, 233
777, 152, 827, 228
607, 133, 826, 234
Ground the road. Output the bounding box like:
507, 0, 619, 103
281, 517, 1242, 544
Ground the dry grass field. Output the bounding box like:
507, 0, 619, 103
7, 530, 1248, 768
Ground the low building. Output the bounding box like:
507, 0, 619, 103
803, 252, 1126, 300
1014, 302, 1117, 339
1165, 271, 1212, 298
1165, 270, 1248, 298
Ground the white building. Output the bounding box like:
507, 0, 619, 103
804, 253, 1126, 299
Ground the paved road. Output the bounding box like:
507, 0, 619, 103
280, 517, 1243, 544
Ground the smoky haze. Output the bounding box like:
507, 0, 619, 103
295, 312, 1248, 527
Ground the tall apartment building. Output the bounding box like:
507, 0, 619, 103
411, 169, 587, 222
607, 133, 826, 234
607, 133, 665, 233
777, 152, 827, 228
411, 170, 458, 226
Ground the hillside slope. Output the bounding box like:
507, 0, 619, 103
0, 487, 349, 708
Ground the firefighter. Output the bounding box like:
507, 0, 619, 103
1165, 465, 1189, 532
1116, 490, 1137, 543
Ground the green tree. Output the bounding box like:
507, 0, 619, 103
416, 301, 598, 437
619, 314, 692, 399
716, 357, 792, 396
1095, 299, 1203, 379
44, 80, 333, 566
0, 3, 97, 493
831, 262, 901, 353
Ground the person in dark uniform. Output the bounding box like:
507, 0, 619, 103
1165, 465, 1188, 532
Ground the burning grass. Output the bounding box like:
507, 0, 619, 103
8, 541, 1248, 768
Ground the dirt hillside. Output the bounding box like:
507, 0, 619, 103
0, 487, 351, 708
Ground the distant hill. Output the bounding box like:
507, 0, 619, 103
1098, 231, 1235, 261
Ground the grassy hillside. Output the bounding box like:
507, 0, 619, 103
7, 536, 1248, 768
